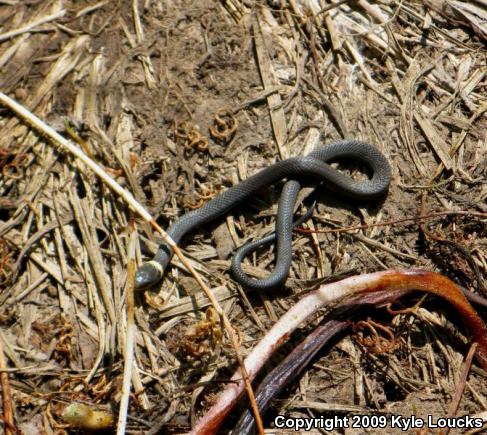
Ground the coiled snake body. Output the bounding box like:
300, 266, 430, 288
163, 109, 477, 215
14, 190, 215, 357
135, 140, 392, 290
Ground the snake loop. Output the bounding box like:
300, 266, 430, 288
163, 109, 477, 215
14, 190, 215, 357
135, 140, 392, 290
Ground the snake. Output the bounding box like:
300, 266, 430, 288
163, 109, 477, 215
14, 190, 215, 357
135, 140, 392, 291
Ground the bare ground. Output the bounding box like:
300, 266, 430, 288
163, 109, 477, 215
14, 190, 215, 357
0, 0, 486, 434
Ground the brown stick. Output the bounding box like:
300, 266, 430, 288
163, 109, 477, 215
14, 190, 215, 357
441, 343, 478, 435
296, 210, 487, 235
0, 337, 15, 435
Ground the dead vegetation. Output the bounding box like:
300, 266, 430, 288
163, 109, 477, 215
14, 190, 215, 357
0, 0, 486, 433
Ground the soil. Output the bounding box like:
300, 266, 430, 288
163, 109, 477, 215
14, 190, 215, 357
0, 1, 486, 434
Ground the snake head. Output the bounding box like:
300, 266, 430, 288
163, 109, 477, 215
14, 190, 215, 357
134, 261, 164, 290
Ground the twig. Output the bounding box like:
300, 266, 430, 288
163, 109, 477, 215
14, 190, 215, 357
0, 334, 15, 435
0, 9, 66, 43
297, 210, 487, 235
117, 221, 137, 435
314, 0, 354, 17
419, 197, 486, 296
442, 343, 478, 435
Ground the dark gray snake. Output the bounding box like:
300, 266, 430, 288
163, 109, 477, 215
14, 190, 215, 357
135, 140, 392, 291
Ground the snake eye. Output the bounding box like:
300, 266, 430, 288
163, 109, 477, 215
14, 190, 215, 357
134, 262, 163, 290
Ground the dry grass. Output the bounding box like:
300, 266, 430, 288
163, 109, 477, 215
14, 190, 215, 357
0, 0, 486, 433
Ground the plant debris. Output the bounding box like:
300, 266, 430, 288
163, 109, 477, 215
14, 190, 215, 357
0, 0, 486, 433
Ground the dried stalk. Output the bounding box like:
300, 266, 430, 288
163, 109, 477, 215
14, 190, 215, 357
116, 221, 137, 435
0, 335, 15, 435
